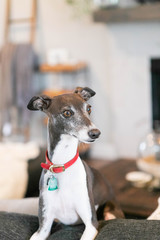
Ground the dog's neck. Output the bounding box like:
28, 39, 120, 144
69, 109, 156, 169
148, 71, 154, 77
47, 123, 79, 164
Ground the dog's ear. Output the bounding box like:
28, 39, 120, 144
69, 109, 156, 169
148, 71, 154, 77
74, 87, 96, 101
27, 95, 51, 111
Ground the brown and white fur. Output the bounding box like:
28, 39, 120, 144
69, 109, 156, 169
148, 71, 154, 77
27, 87, 123, 240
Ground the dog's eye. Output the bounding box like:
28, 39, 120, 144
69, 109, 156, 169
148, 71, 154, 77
63, 110, 73, 118
87, 105, 91, 115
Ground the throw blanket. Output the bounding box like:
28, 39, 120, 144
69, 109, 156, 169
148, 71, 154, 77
0, 43, 38, 131
0, 43, 16, 127
0, 141, 40, 199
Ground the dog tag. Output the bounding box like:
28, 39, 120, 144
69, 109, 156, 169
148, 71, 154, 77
48, 176, 58, 191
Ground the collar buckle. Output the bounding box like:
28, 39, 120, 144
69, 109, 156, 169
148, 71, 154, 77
49, 164, 65, 173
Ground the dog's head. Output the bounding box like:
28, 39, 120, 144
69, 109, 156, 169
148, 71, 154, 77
27, 87, 101, 143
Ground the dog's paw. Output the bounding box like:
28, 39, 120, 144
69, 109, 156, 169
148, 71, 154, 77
104, 212, 116, 220
80, 225, 98, 240
103, 201, 125, 219
30, 232, 38, 240
30, 232, 45, 240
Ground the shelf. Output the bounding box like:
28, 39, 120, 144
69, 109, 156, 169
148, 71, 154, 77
39, 62, 87, 73
42, 89, 70, 97
93, 3, 160, 23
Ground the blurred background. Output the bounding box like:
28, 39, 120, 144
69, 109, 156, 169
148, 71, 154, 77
1, 0, 160, 159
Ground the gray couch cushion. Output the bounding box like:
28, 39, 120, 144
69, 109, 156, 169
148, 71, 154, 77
0, 212, 160, 240
97, 219, 160, 240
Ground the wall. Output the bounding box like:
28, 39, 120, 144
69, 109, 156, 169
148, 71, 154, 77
0, 0, 160, 159
107, 22, 160, 158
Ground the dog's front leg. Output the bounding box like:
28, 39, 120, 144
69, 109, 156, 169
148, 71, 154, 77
76, 200, 98, 240
30, 194, 54, 240
30, 214, 54, 240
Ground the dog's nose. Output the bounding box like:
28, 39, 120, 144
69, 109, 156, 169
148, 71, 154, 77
88, 129, 101, 139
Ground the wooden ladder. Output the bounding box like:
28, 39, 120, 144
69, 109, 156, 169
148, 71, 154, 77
4, 0, 37, 43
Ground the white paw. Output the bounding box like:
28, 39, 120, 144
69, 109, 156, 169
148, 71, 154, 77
104, 212, 116, 220
30, 232, 45, 240
80, 227, 98, 240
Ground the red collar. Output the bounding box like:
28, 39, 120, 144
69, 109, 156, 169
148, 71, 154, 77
41, 149, 79, 173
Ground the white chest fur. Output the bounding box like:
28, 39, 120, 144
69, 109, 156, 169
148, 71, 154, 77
42, 156, 91, 225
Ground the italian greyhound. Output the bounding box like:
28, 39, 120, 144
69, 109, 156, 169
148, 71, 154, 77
27, 87, 123, 240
